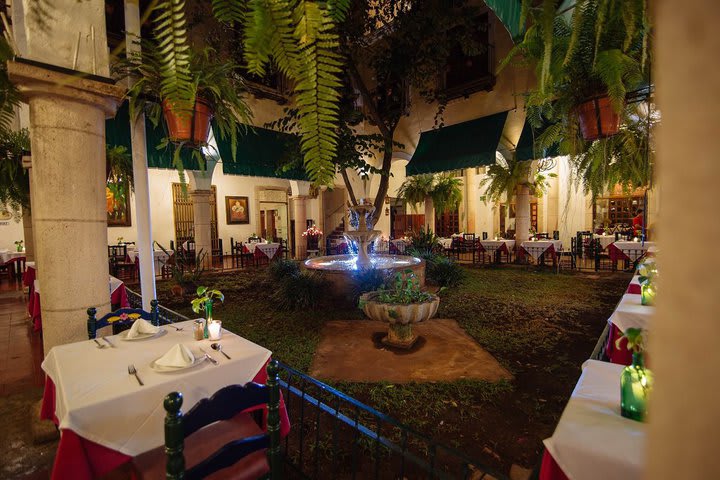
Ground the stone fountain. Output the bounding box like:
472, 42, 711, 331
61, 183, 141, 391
344, 203, 381, 267
304, 203, 425, 299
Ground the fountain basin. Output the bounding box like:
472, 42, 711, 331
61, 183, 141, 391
303, 254, 426, 299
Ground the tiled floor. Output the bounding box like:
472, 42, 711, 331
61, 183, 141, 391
0, 278, 44, 397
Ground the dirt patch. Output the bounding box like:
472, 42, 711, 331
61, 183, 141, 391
311, 319, 513, 383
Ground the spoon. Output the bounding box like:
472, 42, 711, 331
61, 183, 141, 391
211, 343, 231, 360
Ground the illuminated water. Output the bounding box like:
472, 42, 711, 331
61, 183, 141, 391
304, 254, 422, 272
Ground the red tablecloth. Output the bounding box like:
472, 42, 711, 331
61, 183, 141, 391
627, 283, 641, 294
31, 284, 129, 333
518, 244, 557, 262
41, 359, 291, 480
539, 450, 570, 480
607, 243, 628, 263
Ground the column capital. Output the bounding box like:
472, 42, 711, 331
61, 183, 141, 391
291, 195, 309, 202
190, 189, 213, 200
8, 60, 125, 117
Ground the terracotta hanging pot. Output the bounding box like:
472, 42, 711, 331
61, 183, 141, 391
161, 97, 214, 145
576, 95, 621, 141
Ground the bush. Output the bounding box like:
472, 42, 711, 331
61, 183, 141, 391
408, 226, 439, 254
268, 258, 300, 282
427, 255, 465, 288
272, 271, 326, 311
349, 267, 391, 304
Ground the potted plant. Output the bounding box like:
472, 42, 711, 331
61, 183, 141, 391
637, 258, 657, 306
616, 327, 653, 421
359, 270, 440, 349
502, 0, 648, 142
112, 43, 251, 178
397, 174, 463, 227
302, 225, 323, 252
191, 286, 224, 339
14, 239, 23, 252
156, 243, 206, 297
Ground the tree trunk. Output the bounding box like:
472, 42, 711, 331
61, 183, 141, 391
515, 185, 531, 243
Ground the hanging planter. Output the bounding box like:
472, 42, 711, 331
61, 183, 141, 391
161, 97, 214, 146
576, 95, 621, 141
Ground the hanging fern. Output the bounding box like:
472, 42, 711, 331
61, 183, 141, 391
0, 38, 20, 136
152, 0, 195, 111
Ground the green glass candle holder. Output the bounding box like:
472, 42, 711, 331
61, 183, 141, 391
620, 352, 653, 421
203, 300, 213, 339
641, 283, 656, 306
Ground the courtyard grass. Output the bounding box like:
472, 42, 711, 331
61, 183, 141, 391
156, 264, 629, 472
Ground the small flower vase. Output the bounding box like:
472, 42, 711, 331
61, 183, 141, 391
641, 283, 656, 306
203, 300, 213, 339
620, 352, 653, 422
16, 245, 22, 252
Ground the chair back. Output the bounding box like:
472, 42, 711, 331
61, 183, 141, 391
87, 299, 159, 339
553, 230, 560, 240
536, 232, 549, 239
108, 245, 127, 263
164, 361, 282, 480
482, 232, 488, 240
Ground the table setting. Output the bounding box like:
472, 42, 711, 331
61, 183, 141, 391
593, 234, 617, 251
519, 239, 562, 263
40, 317, 290, 480
607, 240, 656, 265
126, 246, 172, 268
243, 241, 281, 260
478, 239, 515, 261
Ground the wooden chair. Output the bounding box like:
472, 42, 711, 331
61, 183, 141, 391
87, 299, 159, 339
127, 361, 281, 480
108, 245, 136, 280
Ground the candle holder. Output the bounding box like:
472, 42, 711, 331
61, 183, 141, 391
641, 283, 656, 306
208, 320, 223, 340
192, 320, 204, 341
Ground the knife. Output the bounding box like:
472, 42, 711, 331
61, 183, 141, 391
200, 348, 219, 365
103, 337, 116, 348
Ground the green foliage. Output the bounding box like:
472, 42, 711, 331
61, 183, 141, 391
408, 227, 439, 255
268, 258, 301, 281
616, 327, 644, 353
156, 242, 206, 289
426, 255, 464, 288
153, 0, 194, 111
273, 271, 327, 311
0, 128, 30, 218
479, 155, 553, 205
190, 286, 225, 315
0, 38, 19, 137
350, 267, 390, 304
397, 174, 463, 214
374, 270, 433, 305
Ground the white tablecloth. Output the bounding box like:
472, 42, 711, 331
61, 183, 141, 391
520, 240, 562, 259
479, 240, 515, 252
42, 319, 271, 456
438, 238, 454, 249
608, 293, 654, 333
593, 234, 616, 250
544, 360, 645, 480
127, 247, 172, 265
0, 250, 25, 263
35, 275, 124, 296
245, 242, 280, 258
612, 241, 656, 261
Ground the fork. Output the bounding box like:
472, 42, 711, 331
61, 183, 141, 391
166, 323, 184, 331
128, 364, 144, 386
92, 339, 107, 349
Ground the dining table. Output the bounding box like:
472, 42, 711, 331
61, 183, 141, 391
30, 276, 130, 332
40, 319, 291, 480
519, 240, 562, 264
593, 234, 617, 251
540, 360, 646, 480
478, 239, 515, 262
243, 242, 281, 260
608, 241, 656, 266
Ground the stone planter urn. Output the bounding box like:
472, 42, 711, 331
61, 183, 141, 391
360, 291, 440, 349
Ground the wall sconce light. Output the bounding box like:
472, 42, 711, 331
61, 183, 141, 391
385, 195, 390, 204
385, 207, 390, 216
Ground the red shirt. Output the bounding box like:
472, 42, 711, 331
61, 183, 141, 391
632, 214, 644, 231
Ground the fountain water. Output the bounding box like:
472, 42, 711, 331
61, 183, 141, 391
304, 203, 425, 299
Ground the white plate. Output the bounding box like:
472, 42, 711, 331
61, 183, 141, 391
150, 353, 207, 373
118, 327, 167, 341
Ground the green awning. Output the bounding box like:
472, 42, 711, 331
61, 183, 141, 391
105, 102, 200, 170
484, 0, 524, 42
406, 111, 508, 176
217, 125, 306, 180
515, 120, 560, 161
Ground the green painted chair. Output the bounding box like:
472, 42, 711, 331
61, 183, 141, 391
86, 299, 160, 339
126, 361, 282, 480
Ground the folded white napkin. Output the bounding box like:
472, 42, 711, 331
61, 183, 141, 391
155, 344, 195, 368
126, 318, 160, 339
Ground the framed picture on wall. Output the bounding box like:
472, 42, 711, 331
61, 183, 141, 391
107, 181, 132, 227
226, 196, 250, 224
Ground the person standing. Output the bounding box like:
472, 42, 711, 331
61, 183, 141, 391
632, 208, 645, 237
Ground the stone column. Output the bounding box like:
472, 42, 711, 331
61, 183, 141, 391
9, 61, 123, 353
292, 196, 308, 259
515, 185, 531, 243
21, 155, 35, 262
424, 197, 435, 233
647, 1, 720, 478
545, 169, 560, 235
465, 168, 476, 233
190, 191, 213, 269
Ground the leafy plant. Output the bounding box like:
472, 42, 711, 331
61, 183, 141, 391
637, 258, 657, 286
374, 270, 433, 305
0, 128, 30, 219
397, 175, 435, 211
190, 286, 225, 315
350, 267, 390, 304
426, 255, 464, 288
397, 174, 464, 215
156, 242, 206, 292
273, 271, 327, 311
616, 327, 645, 353
480, 154, 555, 205
268, 258, 301, 282
0, 37, 20, 136
408, 227, 440, 255
113, 43, 252, 182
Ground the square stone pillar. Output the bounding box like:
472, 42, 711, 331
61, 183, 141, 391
292, 196, 308, 259
190, 190, 213, 269
9, 60, 124, 353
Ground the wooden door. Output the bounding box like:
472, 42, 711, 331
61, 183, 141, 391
267, 210, 277, 240
435, 208, 460, 237
260, 211, 266, 239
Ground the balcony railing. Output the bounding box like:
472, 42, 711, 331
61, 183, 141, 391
125, 288, 507, 479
